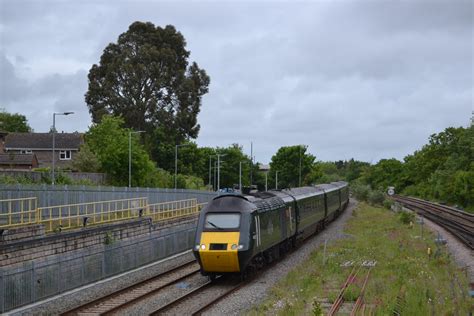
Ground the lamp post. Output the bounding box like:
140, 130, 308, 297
299, 145, 307, 187
216, 154, 226, 192
175, 143, 191, 190
208, 155, 212, 190
52, 111, 74, 185
129, 130, 145, 188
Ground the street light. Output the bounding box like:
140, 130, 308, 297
275, 171, 279, 190
52, 111, 74, 185
175, 143, 191, 190
216, 153, 226, 193
129, 130, 145, 188
299, 145, 307, 187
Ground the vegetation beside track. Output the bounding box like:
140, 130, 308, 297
248, 202, 472, 315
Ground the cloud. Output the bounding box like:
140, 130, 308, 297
0, 0, 472, 163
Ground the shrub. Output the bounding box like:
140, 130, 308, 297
383, 199, 393, 209
399, 211, 415, 224
352, 184, 370, 202
368, 190, 385, 205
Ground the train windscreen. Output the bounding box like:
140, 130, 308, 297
204, 213, 241, 230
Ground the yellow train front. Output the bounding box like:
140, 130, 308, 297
193, 195, 256, 277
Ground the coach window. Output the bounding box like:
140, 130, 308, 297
59, 150, 72, 160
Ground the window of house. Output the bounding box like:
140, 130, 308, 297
20, 149, 33, 154
59, 150, 72, 160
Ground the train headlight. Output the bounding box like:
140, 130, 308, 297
200, 244, 206, 250
238, 244, 244, 250
194, 245, 200, 251
231, 244, 238, 250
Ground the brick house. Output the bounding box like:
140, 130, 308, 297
4, 133, 83, 169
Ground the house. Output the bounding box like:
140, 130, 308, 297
4, 132, 83, 169
0, 153, 39, 170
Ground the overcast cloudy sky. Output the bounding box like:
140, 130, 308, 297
0, 0, 472, 163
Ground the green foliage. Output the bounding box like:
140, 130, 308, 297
86, 115, 156, 187
368, 190, 385, 206
311, 299, 323, 316
351, 183, 370, 201
72, 144, 101, 172
269, 145, 315, 188
383, 199, 393, 209
0, 108, 32, 132
398, 211, 415, 225
85, 21, 210, 173
343, 284, 360, 302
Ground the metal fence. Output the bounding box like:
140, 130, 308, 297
0, 223, 197, 313
0, 184, 217, 207
1, 197, 204, 233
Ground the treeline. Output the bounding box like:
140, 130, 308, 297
315, 126, 473, 212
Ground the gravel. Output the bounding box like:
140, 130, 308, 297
417, 214, 474, 282
204, 199, 358, 316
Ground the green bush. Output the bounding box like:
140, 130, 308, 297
383, 199, 393, 209
368, 190, 385, 205
351, 184, 370, 202
398, 211, 415, 224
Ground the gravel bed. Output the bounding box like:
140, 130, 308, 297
415, 213, 474, 282
9, 250, 195, 316
204, 199, 358, 316
118, 271, 208, 315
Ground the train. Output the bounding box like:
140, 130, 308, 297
192, 181, 349, 279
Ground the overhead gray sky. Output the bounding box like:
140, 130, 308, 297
1, 0, 472, 163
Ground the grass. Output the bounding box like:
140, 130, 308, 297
247, 202, 472, 315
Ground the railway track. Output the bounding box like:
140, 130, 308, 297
61, 260, 201, 315
392, 195, 474, 249
150, 276, 244, 315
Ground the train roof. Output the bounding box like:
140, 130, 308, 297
314, 183, 340, 193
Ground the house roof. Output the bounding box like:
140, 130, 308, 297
4, 133, 83, 150
0, 153, 38, 165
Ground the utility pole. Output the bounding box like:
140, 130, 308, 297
216, 154, 227, 192
213, 160, 217, 191
250, 142, 253, 185
129, 130, 144, 188
299, 145, 302, 187
239, 161, 242, 191
265, 171, 268, 191
275, 171, 279, 190
208, 156, 212, 190
52, 111, 74, 185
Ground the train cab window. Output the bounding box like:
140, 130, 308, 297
204, 213, 240, 230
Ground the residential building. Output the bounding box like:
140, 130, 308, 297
4, 132, 83, 169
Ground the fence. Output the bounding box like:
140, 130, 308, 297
0, 223, 197, 312
0, 184, 217, 207
0, 197, 204, 233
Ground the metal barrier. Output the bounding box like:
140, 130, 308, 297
148, 199, 199, 222
0, 197, 208, 233
0, 197, 38, 228
0, 223, 197, 313
37, 198, 148, 232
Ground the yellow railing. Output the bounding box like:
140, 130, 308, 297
0, 197, 38, 228
148, 198, 200, 222
38, 197, 148, 232
0, 197, 209, 233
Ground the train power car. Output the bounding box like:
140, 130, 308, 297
193, 181, 349, 278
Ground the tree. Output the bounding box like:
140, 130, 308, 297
269, 145, 315, 188
71, 144, 101, 173
85, 21, 210, 170
85, 115, 156, 187
0, 109, 31, 132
